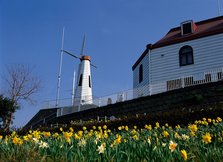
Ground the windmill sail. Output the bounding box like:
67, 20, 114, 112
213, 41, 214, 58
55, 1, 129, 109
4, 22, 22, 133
80, 35, 86, 57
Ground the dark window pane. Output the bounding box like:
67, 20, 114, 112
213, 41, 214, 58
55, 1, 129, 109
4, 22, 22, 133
187, 54, 193, 64
179, 46, 194, 66
89, 75, 91, 88
182, 23, 192, 35
182, 47, 191, 53
139, 64, 143, 83
78, 74, 83, 86
181, 55, 187, 65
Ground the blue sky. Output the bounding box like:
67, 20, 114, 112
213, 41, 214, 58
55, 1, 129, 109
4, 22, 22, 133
0, 0, 222, 127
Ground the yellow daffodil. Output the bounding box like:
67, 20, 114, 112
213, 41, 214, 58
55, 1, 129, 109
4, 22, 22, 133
53, 133, 59, 138
188, 124, 198, 132
174, 132, 181, 139
145, 124, 152, 130
132, 134, 139, 140
43, 131, 51, 137
32, 130, 41, 139
23, 135, 29, 141
175, 125, 181, 129
114, 135, 122, 145
202, 132, 212, 144
63, 132, 73, 144
190, 131, 196, 137
78, 131, 83, 137
83, 126, 87, 131
103, 133, 108, 139
103, 125, 107, 130
131, 129, 137, 135
163, 131, 169, 138
11, 131, 17, 137
181, 149, 187, 161
217, 117, 222, 122
118, 126, 122, 131
147, 137, 151, 145
208, 118, 212, 123
12, 136, 23, 145
69, 127, 74, 132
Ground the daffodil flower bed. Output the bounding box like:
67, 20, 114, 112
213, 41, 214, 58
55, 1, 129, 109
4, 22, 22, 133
0, 117, 222, 162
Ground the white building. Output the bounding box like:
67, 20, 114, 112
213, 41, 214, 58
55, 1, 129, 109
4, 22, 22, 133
133, 16, 223, 97
73, 55, 93, 106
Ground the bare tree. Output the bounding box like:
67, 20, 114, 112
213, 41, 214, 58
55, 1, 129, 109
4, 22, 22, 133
3, 64, 41, 132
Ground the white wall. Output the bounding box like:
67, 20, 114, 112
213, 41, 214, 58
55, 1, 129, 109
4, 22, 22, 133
151, 33, 223, 84
133, 33, 223, 88
133, 52, 150, 88
133, 51, 150, 97
74, 59, 93, 104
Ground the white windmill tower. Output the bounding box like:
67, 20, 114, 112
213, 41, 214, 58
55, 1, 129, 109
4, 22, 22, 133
62, 36, 96, 109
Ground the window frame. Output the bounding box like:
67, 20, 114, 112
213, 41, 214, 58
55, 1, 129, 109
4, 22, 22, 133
179, 45, 194, 66
181, 20, 194, 36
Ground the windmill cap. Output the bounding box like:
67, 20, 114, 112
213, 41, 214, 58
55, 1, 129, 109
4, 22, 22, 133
81, 55, 91, 61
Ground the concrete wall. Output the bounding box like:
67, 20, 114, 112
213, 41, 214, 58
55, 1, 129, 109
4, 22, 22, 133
49, 81, 223, 125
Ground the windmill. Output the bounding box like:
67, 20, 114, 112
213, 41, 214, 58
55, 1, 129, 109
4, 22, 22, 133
62, 36, 97, 109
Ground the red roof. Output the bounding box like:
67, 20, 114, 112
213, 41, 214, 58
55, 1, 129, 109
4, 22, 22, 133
132, 16, 223, 70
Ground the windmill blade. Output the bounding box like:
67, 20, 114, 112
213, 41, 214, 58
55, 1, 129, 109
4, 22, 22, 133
80, 35, 86, 56
62, 50, 80, 59
90, 63, 97, 68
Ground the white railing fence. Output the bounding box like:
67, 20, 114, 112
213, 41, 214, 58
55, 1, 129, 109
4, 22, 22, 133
42, 67, 223, 116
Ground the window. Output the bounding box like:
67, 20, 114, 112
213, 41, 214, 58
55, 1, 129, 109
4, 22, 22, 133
179, 46, 194, 66
182, 23, 192, 35
78, 74, 83, 86
139, 64, 143, 83
181, 20, 195, 35
89, 75, 91, 88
